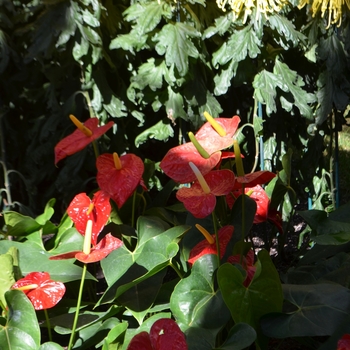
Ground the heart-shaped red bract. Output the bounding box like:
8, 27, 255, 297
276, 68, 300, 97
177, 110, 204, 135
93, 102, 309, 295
12, 272, 65, 310
67, 190, 111, 246
96, 153, 144, 209
195, 116, 241, 153
55, 118, 114, 165
176, 169, 235, 218
49, 233, 123, 263
127, 318, 187, 350
160, 144, 222, 184
233, 170, 276, 190
160, 116, 240, 184
337, 334, 350, 350
188, 225, 234, 265
75, 233, 123, 263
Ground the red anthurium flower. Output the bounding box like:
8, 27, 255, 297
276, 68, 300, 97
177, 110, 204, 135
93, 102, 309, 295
337, 334, 350, 350
12, 272, 65, 310
50, 233, 123, 263
160, 114, 240, 184
227, 250, 256, 287
67, 190, 111, 246
96, 152, 145, 209
233, 170, 276, 190
227, 185, 283, 232
127, 318, 187, 350
55, 115, 114, 165
195, 114, 241, 153
176, 164, 235, 219
160, 142, 222, 184
188, 225, 234, 266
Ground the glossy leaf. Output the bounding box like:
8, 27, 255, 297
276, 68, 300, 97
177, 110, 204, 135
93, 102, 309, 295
96, 153, 144, 209
54, 118, 114, 164
0, 290, 40, 350
218, 323, 256, 350
12, 271, 65, 310
0, 240, 95, 283
261, 283, 350, 338
39, 342, 64, 350
171, 254, 231, 331
218, 250, 283, 346
0, 251, 16, 308
67, 190, 111, 245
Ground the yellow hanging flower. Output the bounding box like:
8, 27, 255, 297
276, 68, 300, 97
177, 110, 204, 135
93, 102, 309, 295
216, 0, 288, 23
298, 0, 350, 28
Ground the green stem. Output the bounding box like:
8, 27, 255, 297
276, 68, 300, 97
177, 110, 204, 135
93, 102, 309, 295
240, 184, 246, 264
44, 309, 52, 342
84, 91, 95, 119
92, 140, 99, 159
131, 191, 137, 228
67, 263, 87, 350
169, 261, 184, 279
212, 212, 220, 267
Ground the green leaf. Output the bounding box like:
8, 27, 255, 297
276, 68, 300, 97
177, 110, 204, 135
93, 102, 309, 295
165, 86, 187, 120
72, 37, 89, 61
0, 249, 17, 308
39, 342, 64, 350
273, 59, 316, 118
253, 69, 285, 115
0, 290, 40, 350
170, 254, 231, 331
154, 22, 200, 76
212, 25, 261, 67
132, 58, 175, 91
268, 14, 306, 49
218, 250, 283, 347
35, 198, 55, 225
4, 211, 41, 237
0, 240, 95, 283
125, 1, 169, 34
218, 323, 256, 350
109, 29, 148, 53
135, 119, 174, 147
214, 60, 238, 96
261, 283, 350, 337
281, 148, 293, 187
298, 202, 350, 245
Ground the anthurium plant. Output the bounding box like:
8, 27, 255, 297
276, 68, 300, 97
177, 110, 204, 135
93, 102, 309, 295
1, 1, 350, 349
1, 109, 350, 350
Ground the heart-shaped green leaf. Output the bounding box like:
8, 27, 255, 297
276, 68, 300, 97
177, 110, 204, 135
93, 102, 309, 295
0, 290, 40, 350
170, 254, 230, 331
261, 283, 350, 338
